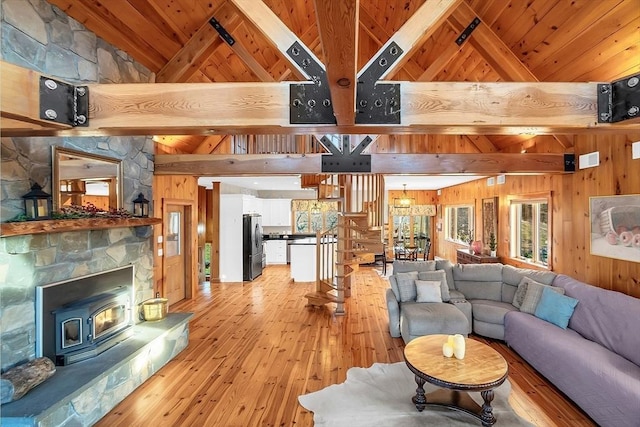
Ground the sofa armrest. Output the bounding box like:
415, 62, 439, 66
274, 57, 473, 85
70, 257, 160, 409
448, 297, 472, 335
385, 288, 401, 338
449, 290, 466, 300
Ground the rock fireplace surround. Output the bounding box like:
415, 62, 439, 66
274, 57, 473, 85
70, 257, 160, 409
0, 222, 192, 426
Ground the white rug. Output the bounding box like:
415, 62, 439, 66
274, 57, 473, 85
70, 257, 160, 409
298, 362, 534, 427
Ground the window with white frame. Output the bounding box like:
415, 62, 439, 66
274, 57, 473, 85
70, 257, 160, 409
509, 197, 550, 267
445, 204, 474, 244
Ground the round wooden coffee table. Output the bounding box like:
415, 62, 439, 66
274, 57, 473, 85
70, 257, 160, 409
404, 334, 509, 426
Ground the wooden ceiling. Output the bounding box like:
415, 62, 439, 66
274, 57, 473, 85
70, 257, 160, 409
46, 0, 640, 154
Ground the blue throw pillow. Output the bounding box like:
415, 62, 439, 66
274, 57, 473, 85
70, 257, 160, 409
534, 287, 579, 329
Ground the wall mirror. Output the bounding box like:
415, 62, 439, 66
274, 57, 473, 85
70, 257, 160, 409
52, 146, 123, 211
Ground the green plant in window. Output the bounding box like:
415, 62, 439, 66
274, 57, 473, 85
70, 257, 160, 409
489, 231, 497, 251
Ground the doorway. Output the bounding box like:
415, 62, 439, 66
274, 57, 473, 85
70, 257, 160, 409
162, 199, 194, 306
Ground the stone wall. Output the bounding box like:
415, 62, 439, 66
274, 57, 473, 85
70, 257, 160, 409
0, 0, 156, 372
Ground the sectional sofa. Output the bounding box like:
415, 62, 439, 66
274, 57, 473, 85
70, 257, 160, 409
385, 260, 640, 427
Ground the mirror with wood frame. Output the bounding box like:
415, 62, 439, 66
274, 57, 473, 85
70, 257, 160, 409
52, 146, 123, 212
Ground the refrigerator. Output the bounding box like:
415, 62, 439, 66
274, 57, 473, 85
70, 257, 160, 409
243, 214, 263, 281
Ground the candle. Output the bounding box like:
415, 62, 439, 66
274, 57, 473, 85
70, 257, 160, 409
453, 334, 466, 360
442, 342, 453, 358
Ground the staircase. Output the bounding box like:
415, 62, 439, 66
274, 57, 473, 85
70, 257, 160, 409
304, 174, 385, 314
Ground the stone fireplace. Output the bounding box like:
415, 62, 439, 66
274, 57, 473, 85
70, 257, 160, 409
37, 265, 135, 366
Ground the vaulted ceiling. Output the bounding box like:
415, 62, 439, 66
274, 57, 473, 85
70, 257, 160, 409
46, 0, 640, 154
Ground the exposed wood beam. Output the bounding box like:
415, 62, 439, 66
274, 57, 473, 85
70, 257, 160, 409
465, 135, 498, 153
359, 0, 462, 80
3, 61, 638, 137
156, 3, 240, 83
228, 0, 320, 79
314, 0, 358, 125
155, 152, 568, 175
193, 135, 231, 154
449, 2, 572, 150
230, 38, 275, 82
417, 23, 463, 82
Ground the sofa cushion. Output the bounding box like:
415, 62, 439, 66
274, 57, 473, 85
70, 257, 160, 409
502, 265, 557, 303
415, 280, 442, 303
512, 276, 544, 309
534, 287, 578, 329
435, 258, 456, 290
393, 260, 436, 273
519, 282, 564, 314
553, 274, 640, 367
502, 264, 557, 286
394, 271, 419, 302
400, 302, 468, 338
418, 270, 450, 302
471, 299, 517, 324
452, 264, 503, 301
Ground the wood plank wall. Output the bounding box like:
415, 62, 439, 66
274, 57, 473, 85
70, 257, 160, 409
152, 174, 199, 302
435, 133, 640, 297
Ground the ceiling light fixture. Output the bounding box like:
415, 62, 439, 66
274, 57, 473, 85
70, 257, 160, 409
393, 184, 415, 209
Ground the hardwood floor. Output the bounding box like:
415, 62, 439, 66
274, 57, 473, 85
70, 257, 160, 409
96, 265, 596, 427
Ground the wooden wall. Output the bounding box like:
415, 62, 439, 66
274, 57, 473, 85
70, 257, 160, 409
153, 175, 199, 303
436, 133, 640, 297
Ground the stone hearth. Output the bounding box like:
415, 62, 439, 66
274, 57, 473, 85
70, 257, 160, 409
1, 313, 192, 426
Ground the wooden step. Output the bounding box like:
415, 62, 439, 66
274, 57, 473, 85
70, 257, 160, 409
305, 291, 339, 306
318, 279, 336, 293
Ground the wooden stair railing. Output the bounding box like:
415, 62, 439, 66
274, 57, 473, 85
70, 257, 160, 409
304, 173, 386, 314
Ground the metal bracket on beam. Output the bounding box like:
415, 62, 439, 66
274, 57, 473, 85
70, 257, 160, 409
597, 73, 640, 123
209, 17, 235, 46
288, 41, 335, 124
356, 42, 403, 124
564, 154, 576, 172
321, 135, 372, 172
39, 77, 89, 127
455, 17, 481, 46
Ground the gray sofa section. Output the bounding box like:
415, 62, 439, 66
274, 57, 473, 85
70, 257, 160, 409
385, 261, 640, 427
505, 275, 640, 427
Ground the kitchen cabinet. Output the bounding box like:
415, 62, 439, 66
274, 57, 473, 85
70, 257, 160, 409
242, 195, 262, 215
265, 240, 287, 264
262, 199, 291, 227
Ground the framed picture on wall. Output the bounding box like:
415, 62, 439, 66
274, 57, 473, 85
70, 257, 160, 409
589, 194, 640, 263
482, 197, 498, 250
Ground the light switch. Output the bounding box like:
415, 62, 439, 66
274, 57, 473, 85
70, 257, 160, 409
633, 141, 640, 160
157, 235, 163, 243
157, 248, 163, 257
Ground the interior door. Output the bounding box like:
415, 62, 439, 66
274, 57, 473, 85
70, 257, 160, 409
164, 204, 186, 305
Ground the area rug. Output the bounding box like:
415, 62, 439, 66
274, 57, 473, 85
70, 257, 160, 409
298, 362, 534, 426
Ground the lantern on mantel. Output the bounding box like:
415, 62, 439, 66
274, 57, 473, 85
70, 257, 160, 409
22, 182, 52, 220
132, 193, 150, 217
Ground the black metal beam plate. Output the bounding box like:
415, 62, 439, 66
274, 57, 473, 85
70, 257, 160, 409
209, 17, 235, 46
356, 41, 403, 125
39, 76, 88, 127
322, 154, 371, 173
455, 17, 481, 46
597, 73, 640, 123
287, 41, 335, 124
564, 154, 576, 172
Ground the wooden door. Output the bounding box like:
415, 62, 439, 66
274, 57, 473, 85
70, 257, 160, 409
164, 204, 186, 305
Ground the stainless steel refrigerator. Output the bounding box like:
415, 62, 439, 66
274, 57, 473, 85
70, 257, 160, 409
243, 214, 263, 281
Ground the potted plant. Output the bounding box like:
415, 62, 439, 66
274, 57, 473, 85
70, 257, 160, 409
489, 231, 497, 257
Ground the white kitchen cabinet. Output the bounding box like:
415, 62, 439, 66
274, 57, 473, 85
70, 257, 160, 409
264, 240, 287, 264
263, 199, 291, 227
242, 195, 262, 215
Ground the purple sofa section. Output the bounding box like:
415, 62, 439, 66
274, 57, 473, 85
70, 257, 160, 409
504, 276, 640, 427
553, 274, 640, 367
505, 312, 640, 427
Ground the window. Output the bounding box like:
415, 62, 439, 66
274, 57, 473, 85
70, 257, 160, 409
445, 205, 474, 244
509, 197, 550, 267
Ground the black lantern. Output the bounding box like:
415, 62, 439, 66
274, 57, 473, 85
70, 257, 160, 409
132, 193, 150, 217
22, 182, 53, 220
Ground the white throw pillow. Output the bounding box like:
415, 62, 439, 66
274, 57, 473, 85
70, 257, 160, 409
415, 280, 442, 303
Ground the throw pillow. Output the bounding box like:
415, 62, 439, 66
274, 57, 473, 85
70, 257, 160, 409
417, 270, 451, 302
395, 271, 419, 302
519, 281, 565, 314
534, 287, 579, 329
512, 276, 543, 308
415, 280, 442, 303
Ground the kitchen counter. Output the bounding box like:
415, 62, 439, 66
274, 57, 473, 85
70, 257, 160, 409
289, 237, 335, 282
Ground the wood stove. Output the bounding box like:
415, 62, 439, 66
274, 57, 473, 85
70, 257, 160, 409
36, 265, 135, 366
53, 287, 132, 365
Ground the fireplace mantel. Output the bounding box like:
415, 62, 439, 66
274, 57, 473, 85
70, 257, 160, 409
0, 217, 161, 237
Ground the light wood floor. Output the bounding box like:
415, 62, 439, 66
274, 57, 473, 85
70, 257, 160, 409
96, 265, 596, 427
